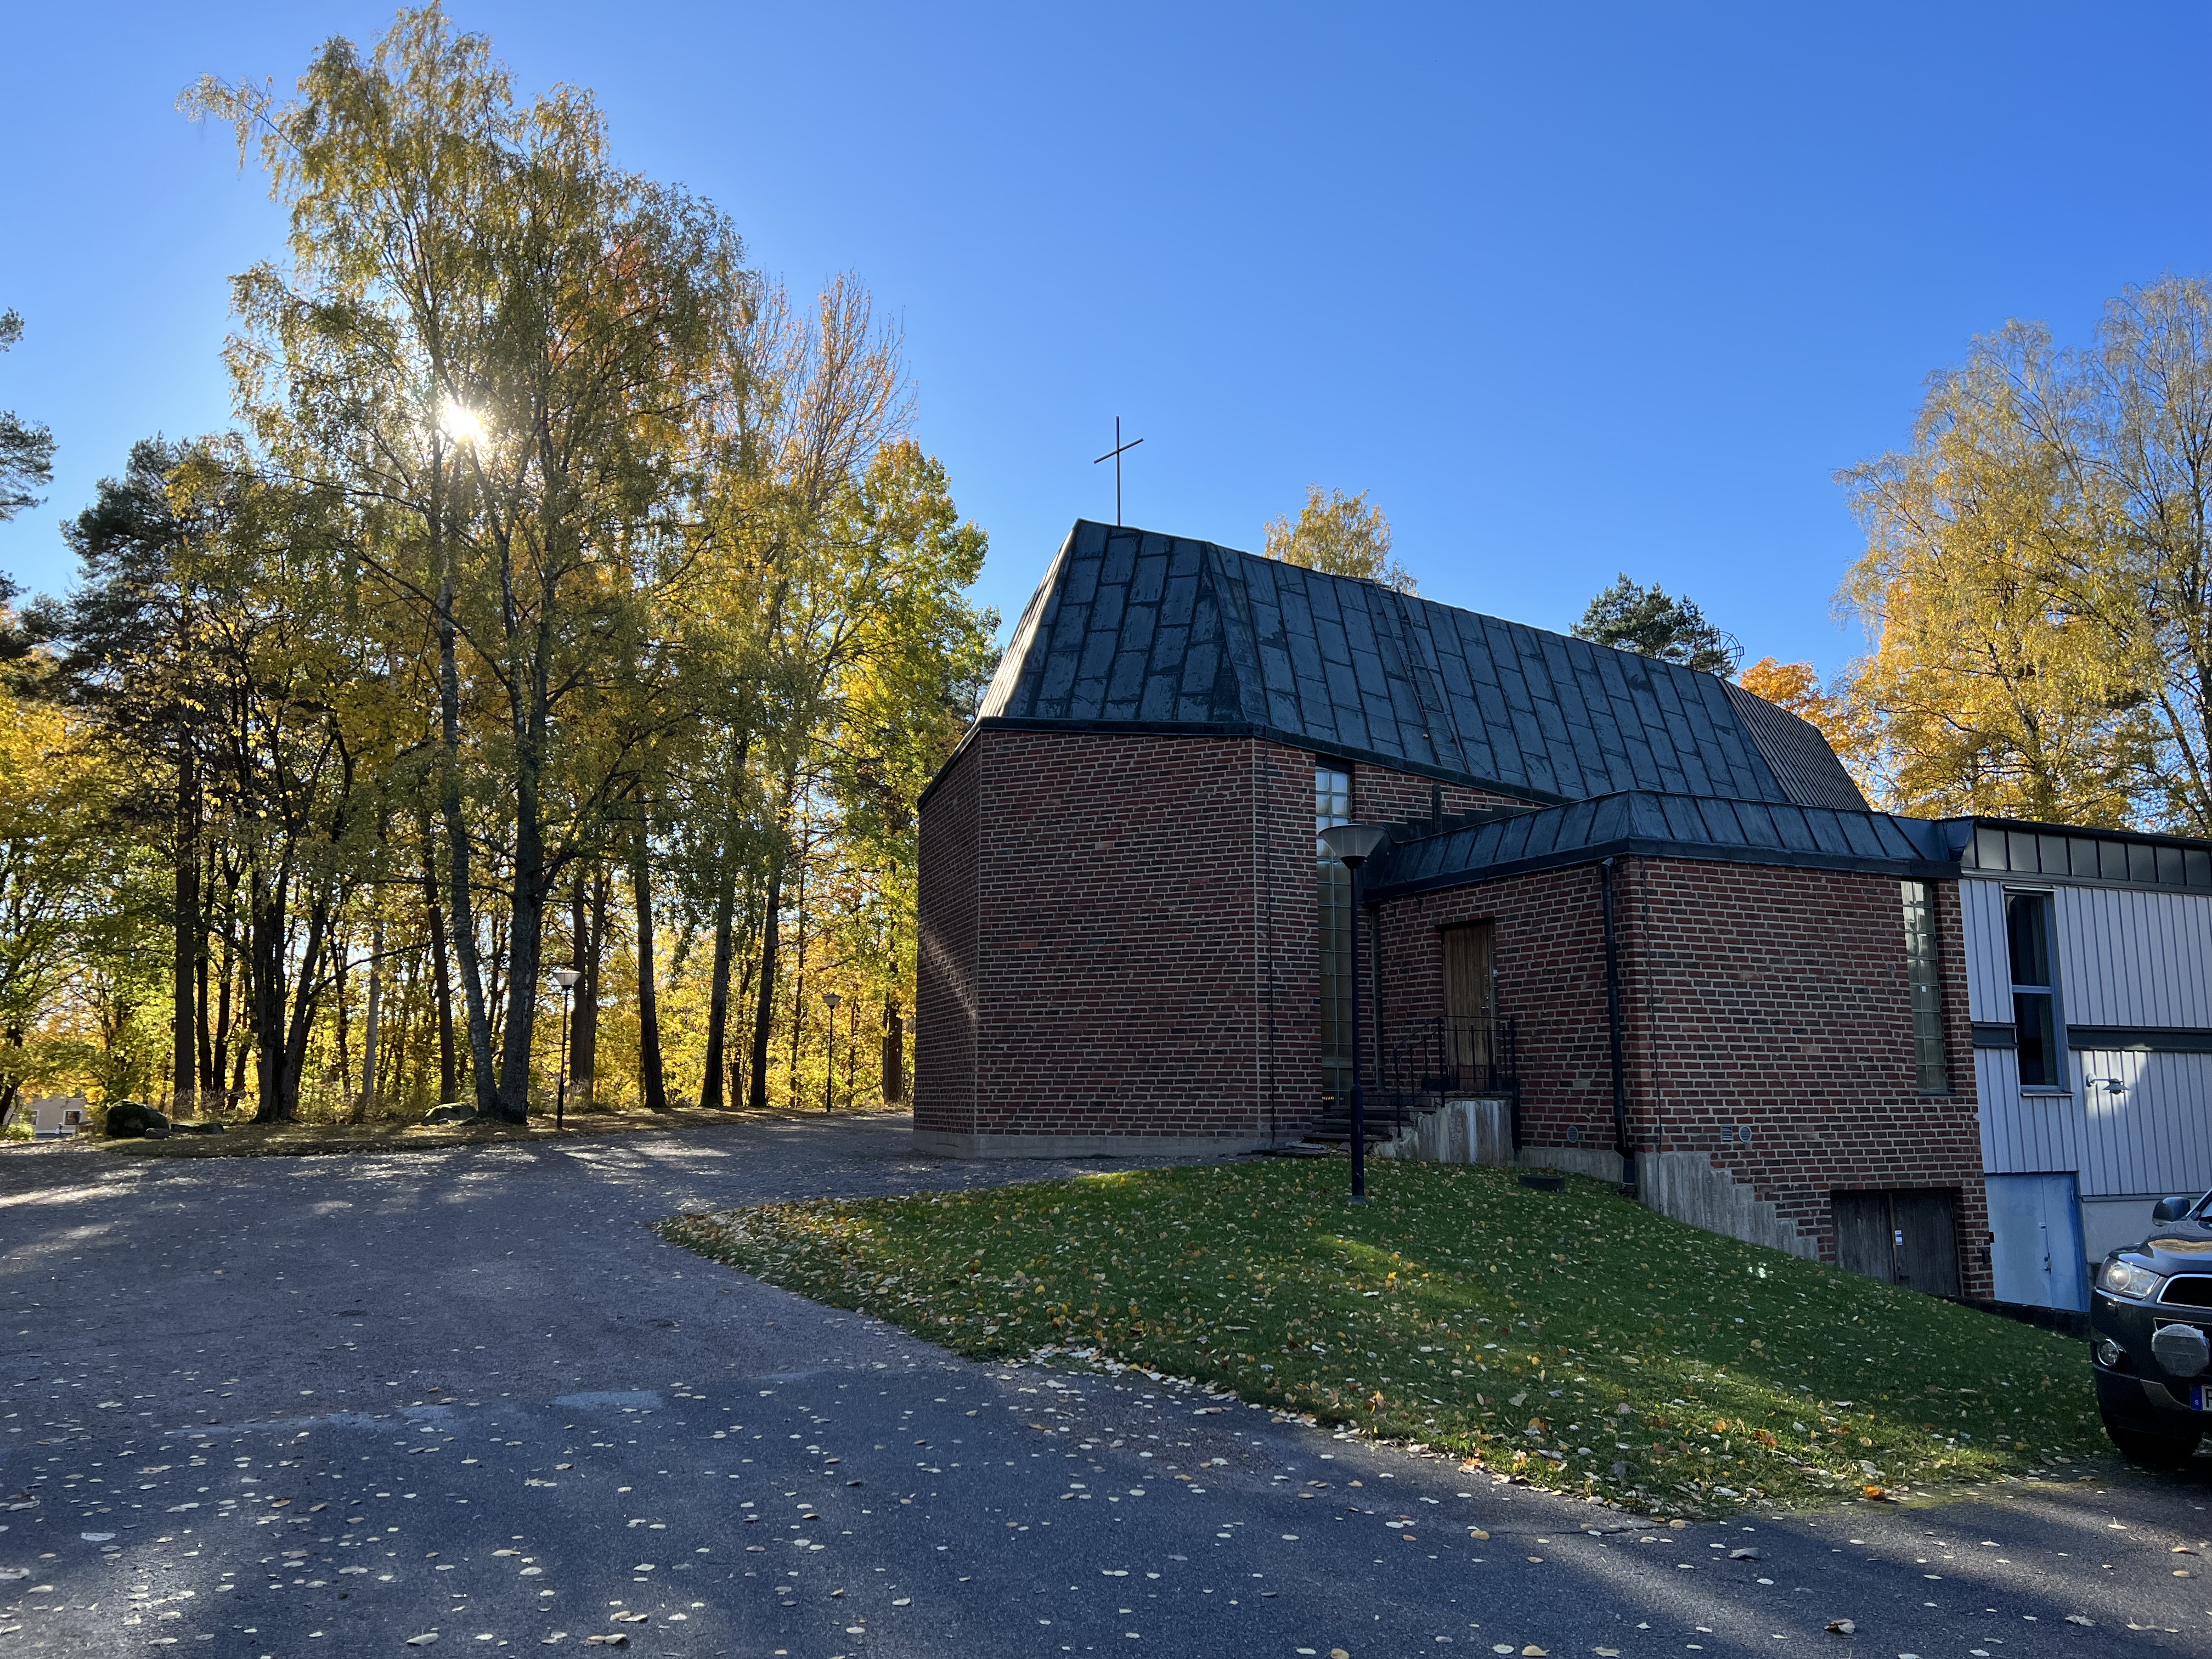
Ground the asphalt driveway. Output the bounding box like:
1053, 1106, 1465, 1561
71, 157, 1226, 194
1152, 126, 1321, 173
0, 1114, 2205, 1658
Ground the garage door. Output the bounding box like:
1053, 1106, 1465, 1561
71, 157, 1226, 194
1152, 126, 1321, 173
1832, 1189, 1962, 1299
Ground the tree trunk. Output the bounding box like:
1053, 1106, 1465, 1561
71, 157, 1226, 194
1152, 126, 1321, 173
194, 900, 213, 1103
209, 937, 234, 1109
882, 996, 905, 1103
422, 822, 458, 1106
571, 867, 605, 1112
279, 888, 332, 1120
699, 838, 737, 1110
788, 842, 808, 1110
250, 866, 289, 1124
747, 850, 782, 1113
331, 926, 352, 1101
172, 751, 198, 1118
432, 439, 498, 1117
359, 912, 383, 1122
492, 747, 546, 1124
634, 823, 669, 1112
731, 949, 757, 1110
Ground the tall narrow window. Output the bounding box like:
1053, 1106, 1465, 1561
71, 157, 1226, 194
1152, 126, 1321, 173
2006, 890, 2062, 1088
1316, 765, 1352, 1101
1899, 880, 1948, 1094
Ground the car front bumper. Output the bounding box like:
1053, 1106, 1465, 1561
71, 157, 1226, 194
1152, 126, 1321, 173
2091, 1289, 2211, 1431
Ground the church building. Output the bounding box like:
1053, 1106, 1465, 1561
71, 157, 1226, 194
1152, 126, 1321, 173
916, 520, 2212, 1299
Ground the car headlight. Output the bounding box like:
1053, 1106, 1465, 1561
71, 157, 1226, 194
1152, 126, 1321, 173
2098, 1256, 2165, 1300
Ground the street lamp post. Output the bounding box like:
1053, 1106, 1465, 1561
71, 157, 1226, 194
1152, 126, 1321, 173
550, 967, 580, 1130
1319, 822, 1391, 1204
823, 992, 842, 1114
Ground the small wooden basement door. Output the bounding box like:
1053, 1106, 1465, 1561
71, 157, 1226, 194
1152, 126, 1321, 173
1832, 1189, 1962, 1297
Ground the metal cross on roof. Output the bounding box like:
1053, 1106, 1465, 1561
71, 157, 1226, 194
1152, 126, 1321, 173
1093, 416, 1144, 527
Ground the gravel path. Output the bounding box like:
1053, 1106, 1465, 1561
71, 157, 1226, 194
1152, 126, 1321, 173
0, 1114, 2204, 1657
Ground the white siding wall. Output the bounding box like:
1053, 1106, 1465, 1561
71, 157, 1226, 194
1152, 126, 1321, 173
1965, 874, 2212, 1199
1961, 874, 2212, 1026
2052, 885, 2212, 1027
2073, 1048, 2212, 1197
1976, 1047, 2086, 1175
1961, 877, 2013, 1023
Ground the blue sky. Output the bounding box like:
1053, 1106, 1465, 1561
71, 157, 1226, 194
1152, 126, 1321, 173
4, 3, 2209, 676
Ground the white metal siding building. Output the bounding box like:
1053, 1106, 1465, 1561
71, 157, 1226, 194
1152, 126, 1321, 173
1956, 819, 2212, 1311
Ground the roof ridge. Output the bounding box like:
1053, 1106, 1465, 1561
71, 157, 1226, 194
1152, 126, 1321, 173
952, 521, 1862, 816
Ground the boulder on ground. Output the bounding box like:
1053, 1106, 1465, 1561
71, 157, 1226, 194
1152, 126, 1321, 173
103, 1102, 172, 1139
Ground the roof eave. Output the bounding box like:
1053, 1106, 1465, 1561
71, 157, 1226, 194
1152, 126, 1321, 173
1361, 836, 1960, 902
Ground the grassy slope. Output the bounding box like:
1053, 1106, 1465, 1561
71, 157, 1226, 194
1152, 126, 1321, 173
660, 1158, 2104, 1515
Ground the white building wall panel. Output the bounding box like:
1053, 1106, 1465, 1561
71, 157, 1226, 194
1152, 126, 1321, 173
1960, 876, 2212, 1028
1977, 1047, 2086, 1174
1957, 872, 2212, 1201
2073, 1048, 2212, 1198
2051, 885, 2212, 1028
1960, 878, 2013, 1023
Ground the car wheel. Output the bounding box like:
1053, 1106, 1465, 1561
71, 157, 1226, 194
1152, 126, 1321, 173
2101, 1411, 2203, 1469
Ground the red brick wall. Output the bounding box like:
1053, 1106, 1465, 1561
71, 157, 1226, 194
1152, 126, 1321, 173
913, 730, 1545, 1145
1355, 767, 1531, 823
1375, 856, 1989, 1296
916, 729, 1314, 1143
1371, 861, 1622, 1149
915, 742, 981, 1132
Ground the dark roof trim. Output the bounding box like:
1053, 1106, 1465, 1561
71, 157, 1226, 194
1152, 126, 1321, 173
914, 715, 1569, 812
1948, 815, 2212, 895
1360, 834, 1955, 901
1360, 788, 1952, 899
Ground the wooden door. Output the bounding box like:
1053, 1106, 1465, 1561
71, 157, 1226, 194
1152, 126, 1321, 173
1440, 923, 1494, 1085
1892, 1190, 1962, 1297
1832, 1189, 1962, 1298
1832, 1192, 1896, 1284
1442, 923, 1493, 1019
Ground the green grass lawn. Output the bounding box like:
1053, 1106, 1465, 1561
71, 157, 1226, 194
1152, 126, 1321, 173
659, 1158, 2106, 1515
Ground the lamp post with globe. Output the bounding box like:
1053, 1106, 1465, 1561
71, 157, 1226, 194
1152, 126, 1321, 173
1318, 822, 1391, 1203
550, 967, 580, 1129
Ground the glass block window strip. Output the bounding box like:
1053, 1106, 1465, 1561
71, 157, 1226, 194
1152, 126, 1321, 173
1317, 766, 1352, 1101
1899, 879, 1949, 1093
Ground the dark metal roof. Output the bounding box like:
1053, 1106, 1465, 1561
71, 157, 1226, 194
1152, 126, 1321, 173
1722, 680, 1869, 811
968, 520, 1866, 810
1361, 789, 1957, 899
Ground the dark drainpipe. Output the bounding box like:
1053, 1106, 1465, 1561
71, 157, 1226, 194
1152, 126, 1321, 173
1600, 856, 1638, 1198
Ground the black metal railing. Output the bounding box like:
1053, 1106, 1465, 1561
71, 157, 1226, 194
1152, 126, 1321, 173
1308, 1015, 1522, 1146
1382, 1015, 1522, 1148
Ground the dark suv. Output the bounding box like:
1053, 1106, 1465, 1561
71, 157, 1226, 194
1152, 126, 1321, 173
2092, 1192, 2212, 1466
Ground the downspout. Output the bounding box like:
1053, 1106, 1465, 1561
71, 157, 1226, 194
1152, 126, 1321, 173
1600, 857, 1638, 1198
